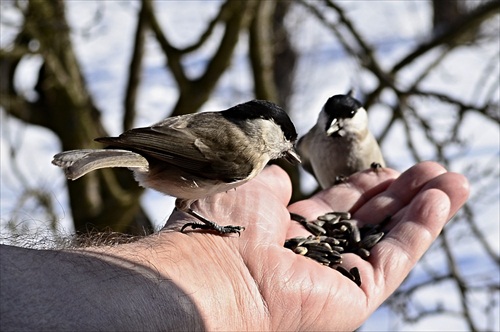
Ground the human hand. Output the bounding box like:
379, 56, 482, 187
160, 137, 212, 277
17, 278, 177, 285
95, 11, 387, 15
158, 161, 469, 330
2, 162, 467, 330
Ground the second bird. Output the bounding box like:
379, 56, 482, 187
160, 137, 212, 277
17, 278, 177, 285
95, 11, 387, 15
297, 93, 385, 189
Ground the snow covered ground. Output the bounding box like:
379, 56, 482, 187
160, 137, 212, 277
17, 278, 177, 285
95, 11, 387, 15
1, 1, 498, 330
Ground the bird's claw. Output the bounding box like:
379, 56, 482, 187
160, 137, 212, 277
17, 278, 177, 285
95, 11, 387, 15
334, 175, 349, 185
181, 222, 245, 236
370, 162, 383, 171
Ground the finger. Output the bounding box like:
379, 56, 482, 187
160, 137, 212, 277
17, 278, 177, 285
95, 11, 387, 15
251, 165, 293, 207
420, 171, 470, 219
237, 165, 294, 243
354, 161, 449, 225
369, 172, 469, 298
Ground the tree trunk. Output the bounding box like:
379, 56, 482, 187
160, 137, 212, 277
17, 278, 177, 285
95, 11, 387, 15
1, 0, 153, 234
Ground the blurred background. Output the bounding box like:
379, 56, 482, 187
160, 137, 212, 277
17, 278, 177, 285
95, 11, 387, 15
1, 0, 498, 330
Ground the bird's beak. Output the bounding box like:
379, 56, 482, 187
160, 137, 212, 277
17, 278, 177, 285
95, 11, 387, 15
285, 148, 301, 164
326, 118, 342, 136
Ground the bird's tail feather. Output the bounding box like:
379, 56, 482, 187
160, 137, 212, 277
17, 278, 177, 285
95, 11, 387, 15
52, 149, 148, 180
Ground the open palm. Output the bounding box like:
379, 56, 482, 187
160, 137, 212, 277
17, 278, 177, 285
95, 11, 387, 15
165, 162, 468, 330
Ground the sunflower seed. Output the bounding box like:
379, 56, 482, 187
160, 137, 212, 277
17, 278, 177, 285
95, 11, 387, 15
336, 266, 354, 281
357, 248, 371, 260
350, 267, 362, 287
290, 212, 307, 223
336, 239, 349, 247
339, 221, 361, 243
359, 223, 378, 237
328, 229, 348, 237
302, 239, 321, 245
327, 251, 342, 260
284, 237, 308, 249
360, 232, 384, 250
330, 246, 345, 253
286, 211, 387, 287
312, 219, 326, 227
320, 211, 350, 222
317, 213, 340, 223
318, 242, 332, 251
304, 222, 327, 236
319, 236, 340, 246
333, 211, 351, 220
306, 243, 333, 253
306, 254, 331, 265
293, 246, 308, 255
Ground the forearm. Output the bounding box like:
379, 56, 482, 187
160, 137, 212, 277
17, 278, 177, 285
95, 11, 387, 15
0, 241, 205, 331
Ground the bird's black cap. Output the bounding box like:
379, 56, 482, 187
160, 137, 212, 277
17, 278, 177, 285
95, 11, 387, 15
222, 100, 298, 142
323, 94, 362, 119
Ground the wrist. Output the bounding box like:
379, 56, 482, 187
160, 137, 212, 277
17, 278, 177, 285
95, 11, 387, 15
94, 230, 270, 330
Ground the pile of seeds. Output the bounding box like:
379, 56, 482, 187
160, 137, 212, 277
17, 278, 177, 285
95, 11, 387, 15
285, 212, 389, 287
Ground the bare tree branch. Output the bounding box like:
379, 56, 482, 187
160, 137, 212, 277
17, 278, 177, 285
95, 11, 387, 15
145, 0, 257, 116
392, 0, 500, 73
179, 1, 233, 54
123, 1, 149, 131
441, 228, 478, 331
249, 0, 279, 102
0, 27, 49, 127
142, 0, 188, 90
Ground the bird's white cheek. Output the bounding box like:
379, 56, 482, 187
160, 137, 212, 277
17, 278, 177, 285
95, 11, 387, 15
352, 108, 368, 126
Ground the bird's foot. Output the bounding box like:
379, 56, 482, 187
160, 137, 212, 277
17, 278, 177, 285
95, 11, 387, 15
370, 162, 383, 171
334, 175, 349, 185
178, 207, 245, 235
180, 222, 245, 235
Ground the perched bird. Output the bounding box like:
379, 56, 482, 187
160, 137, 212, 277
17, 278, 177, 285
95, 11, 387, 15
53, 100, 300, 234
297, 93, 385, 189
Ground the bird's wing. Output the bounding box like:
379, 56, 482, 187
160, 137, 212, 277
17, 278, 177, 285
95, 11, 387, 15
95, 114, 253, 182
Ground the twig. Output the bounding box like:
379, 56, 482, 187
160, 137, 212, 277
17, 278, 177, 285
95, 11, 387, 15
123, 1, 149, 131
440, 228, 478, 331
391, 0, 500, 73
